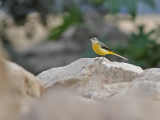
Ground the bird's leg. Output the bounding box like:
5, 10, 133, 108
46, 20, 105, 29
97, 56, 103, 64
94, 55, 100, 61
99, 55, 105, 63
95, 57, 99, 61
102, 55, 105, 62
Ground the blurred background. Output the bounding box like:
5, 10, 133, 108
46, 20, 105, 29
0, 0, 160, 75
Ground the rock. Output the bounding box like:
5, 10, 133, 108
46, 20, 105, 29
19, 90, 101, 120
1, 59, 44, 98
121, 68, 160, 100
0, 59, 44, 120
20, 83, 160, 120
37, 58, 143, 98
21, 59, 160, 120
134, 68, 160, 82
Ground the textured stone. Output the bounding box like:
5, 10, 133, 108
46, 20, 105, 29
0, 59, 44, 120
20, 85, 160, 120
37, 58, 143, 98
134, 68, 160, 82
123, 68, 160, 100
21, 59, 160, 120
37, 58, 143, 88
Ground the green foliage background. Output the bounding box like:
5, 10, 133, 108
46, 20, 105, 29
47, 0, 159, 69
114, 25, 160, 68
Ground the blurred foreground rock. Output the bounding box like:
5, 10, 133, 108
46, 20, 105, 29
0, 59, 43, 120
20, 58, 160, 120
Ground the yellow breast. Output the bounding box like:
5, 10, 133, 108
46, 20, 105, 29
92, 43, 108, 56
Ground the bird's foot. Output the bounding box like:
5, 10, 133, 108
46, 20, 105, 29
99, 58, 103, 64
94, 57, 100, 61
94, 57, 103, 64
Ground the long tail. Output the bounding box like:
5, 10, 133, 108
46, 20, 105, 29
108, 51, 128, 61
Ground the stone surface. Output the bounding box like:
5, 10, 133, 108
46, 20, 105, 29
37, 58, 143, 98
37, 58, 143, 87
21, 83, 160, 120
20, 58, 160, 120
134, 68, 160, 82
0, 59, 44, 120
122, 68, 160, 100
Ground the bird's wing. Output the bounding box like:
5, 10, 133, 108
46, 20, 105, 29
98, 41, 112, 51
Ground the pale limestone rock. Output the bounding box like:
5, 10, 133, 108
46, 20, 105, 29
20, 86, 160, 120
1, 59, 44, 98
134, 68, 160, 82
37, 58, 143, 97
37, 58, 95, 88
121, 68, 160, 100
0, 59, 44, 120
37, 58, 143, 87
21, 59, 160, 120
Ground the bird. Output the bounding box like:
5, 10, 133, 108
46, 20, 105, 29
90, 37, 128, 62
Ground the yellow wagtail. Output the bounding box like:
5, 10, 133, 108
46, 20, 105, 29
90, 37, 128, 61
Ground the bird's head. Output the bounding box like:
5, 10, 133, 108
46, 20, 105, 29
90, 37, 98, 44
